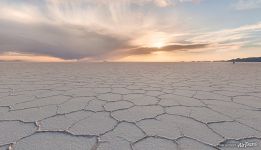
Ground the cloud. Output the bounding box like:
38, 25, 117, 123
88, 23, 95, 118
0, 0, 181, 61
0, 20, 129, 60
179, 0, 202, 3
122, 22, 261, 57
0, 0, 260, 62
127, 44, 208, 55
190, 22, 261, 44
234, 0, 261, 10
154, 0, 172, 7
0, 1, 43, 23
0, 52, 73, 62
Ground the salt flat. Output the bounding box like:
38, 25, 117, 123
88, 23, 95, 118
0, 62, 261, 150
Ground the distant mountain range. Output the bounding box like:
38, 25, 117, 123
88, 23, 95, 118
228, 57, 261, 62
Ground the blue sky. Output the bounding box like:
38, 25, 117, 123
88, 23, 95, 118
0, 0, 260, 62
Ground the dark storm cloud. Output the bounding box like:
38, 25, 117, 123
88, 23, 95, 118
128, 44, 209, 55
0, 20, 129, 59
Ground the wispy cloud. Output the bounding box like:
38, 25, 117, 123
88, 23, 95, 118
0, 2, 42, 23
0, 0, 260, 62
189, 22, 261, 50
234, 0, 261, 10
0, 0, 181, 60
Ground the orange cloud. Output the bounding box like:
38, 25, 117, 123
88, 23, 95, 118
0, 52, 76, 62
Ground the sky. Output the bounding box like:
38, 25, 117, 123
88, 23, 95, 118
0, 0, 260, 62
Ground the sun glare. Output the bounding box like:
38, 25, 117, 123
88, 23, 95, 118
150, 35, 167, 49
130, 31, 169, 49
154, 42, 164, 49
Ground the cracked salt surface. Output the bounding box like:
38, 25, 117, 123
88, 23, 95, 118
0, 62, 261, 150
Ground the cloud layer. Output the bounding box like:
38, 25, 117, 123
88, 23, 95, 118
0, 0, 260, 61
127, 44, 209, 55
234, 0, 261, 10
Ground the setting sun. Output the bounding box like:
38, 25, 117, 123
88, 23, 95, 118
153, 41, 165, 49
